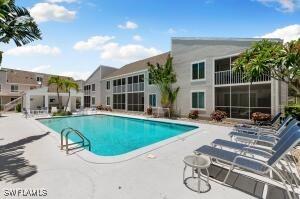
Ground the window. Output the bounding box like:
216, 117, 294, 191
149, 94, 156, 107
91, 84, 96, 91
11, 85, 18, 92
127, 92, 144, 111
91, 97, 96, 105
148, 73, 154, 85
36, 76, 43, 82
49, 98, 55, 103
192, 91, 205, 109
84, 96, 90, 107
113, 94, 125, 109
106, 81, 110, 90
106, 96, 110, 106
192, 61, 205, 80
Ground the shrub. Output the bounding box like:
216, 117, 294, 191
188, 110, 199, 119
285, 105, 300, 120
251, 112, 271, 122
16, 104, 21, 112
96, 105, 104, 110
53, 111, 72, 116
146, 107, 152, 115
211, 110, 227, 122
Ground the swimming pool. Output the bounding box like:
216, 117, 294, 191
39, 115, 198, 156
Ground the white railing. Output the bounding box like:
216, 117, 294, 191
114, 82, 144, 93
215, 70, 271, 85
3, 92, 24, 111
84, 90, 91, 95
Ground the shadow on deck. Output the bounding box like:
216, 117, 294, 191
198, 164, 299, 199
0, 132, 49, 183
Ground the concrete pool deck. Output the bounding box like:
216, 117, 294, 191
0, 113, 294, 199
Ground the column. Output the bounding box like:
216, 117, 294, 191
25, 94, 31, 112
45, 94, 49, 113
81, 95, 84, 108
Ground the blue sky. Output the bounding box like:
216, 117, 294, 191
1, 0, 299, 79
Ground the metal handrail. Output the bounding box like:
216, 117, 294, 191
60, 127, 91, 154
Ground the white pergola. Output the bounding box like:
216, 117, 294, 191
23, 87, 84, 113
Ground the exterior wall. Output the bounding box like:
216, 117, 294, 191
171, 39, 254, 117
0, 68, 74, 109
99, 70, 162, 112
83, 38, 287, 119
84, 66, 117, 107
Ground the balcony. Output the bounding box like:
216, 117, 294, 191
84, 90, 91, 96
215, 70, 271, 85
128, 83, 144, 92
113, 85, 126, 93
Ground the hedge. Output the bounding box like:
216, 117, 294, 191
285, 105, 300, 120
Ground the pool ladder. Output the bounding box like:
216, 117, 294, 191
60, 127, 91, 154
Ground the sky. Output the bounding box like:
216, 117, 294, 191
1, 0, 300, 80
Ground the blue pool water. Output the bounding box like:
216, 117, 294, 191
39, 115, 197, 156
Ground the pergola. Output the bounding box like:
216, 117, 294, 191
23, 87, 84, 113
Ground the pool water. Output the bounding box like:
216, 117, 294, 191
39, 115, 197, 156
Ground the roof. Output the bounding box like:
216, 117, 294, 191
171, 37, 283, 42
0, 67, 73, 85
104, 52, 170, 79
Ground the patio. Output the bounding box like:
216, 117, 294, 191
0, 113, 296, 199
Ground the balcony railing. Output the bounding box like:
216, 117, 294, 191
113, 85, 126, 93
129, 83, 144, 92
84, 90, 91, 95
215, 70, 271, 85
113, 83, 144, 93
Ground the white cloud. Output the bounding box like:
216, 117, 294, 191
30, 3, 76, 23
47, 0, 77, 3
100, 42, 161, 62
59, 71, 91, 80
133, 35, 142, 41
167, 28, 176, 34
255, 0, 300, 12
260, 24, 300, 42
5, 45, 61, 56
31, 65, 52, 72
118, 21, 138, 29
73, 35, 161, 63
73, 35, 115, 51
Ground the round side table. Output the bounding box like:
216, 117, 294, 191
183, 155, 211, 193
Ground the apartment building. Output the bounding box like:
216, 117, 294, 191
0, 68, 83, 112
82, 37, 287, 119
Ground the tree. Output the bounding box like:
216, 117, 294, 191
232, 39, 300, 97
48, 76, 64, 110
63, 79, 79, 112
0, 0, 41, 65
148, 55, 180, 115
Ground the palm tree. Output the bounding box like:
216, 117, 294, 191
63, 79, 79, 112
48, 76, 64, 111
148, 55, 180, 116
0, 0, 42, 65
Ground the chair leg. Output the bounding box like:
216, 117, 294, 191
198, 168, 201, 193
183, 165, 187, 184
206, 168, 210, 184
272, 168, 293, 199
223, 165, 234, 184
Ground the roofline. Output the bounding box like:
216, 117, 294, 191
85, 65, 117, 82
102, 69, 148, 81
0, 67, 72, 78
171, 37, 283, 42
103, 52, 170, 79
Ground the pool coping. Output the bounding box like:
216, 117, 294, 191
33, 112, 202, 164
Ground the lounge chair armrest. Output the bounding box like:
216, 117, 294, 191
242, 147, 273, 158
233, 155, 267, 165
